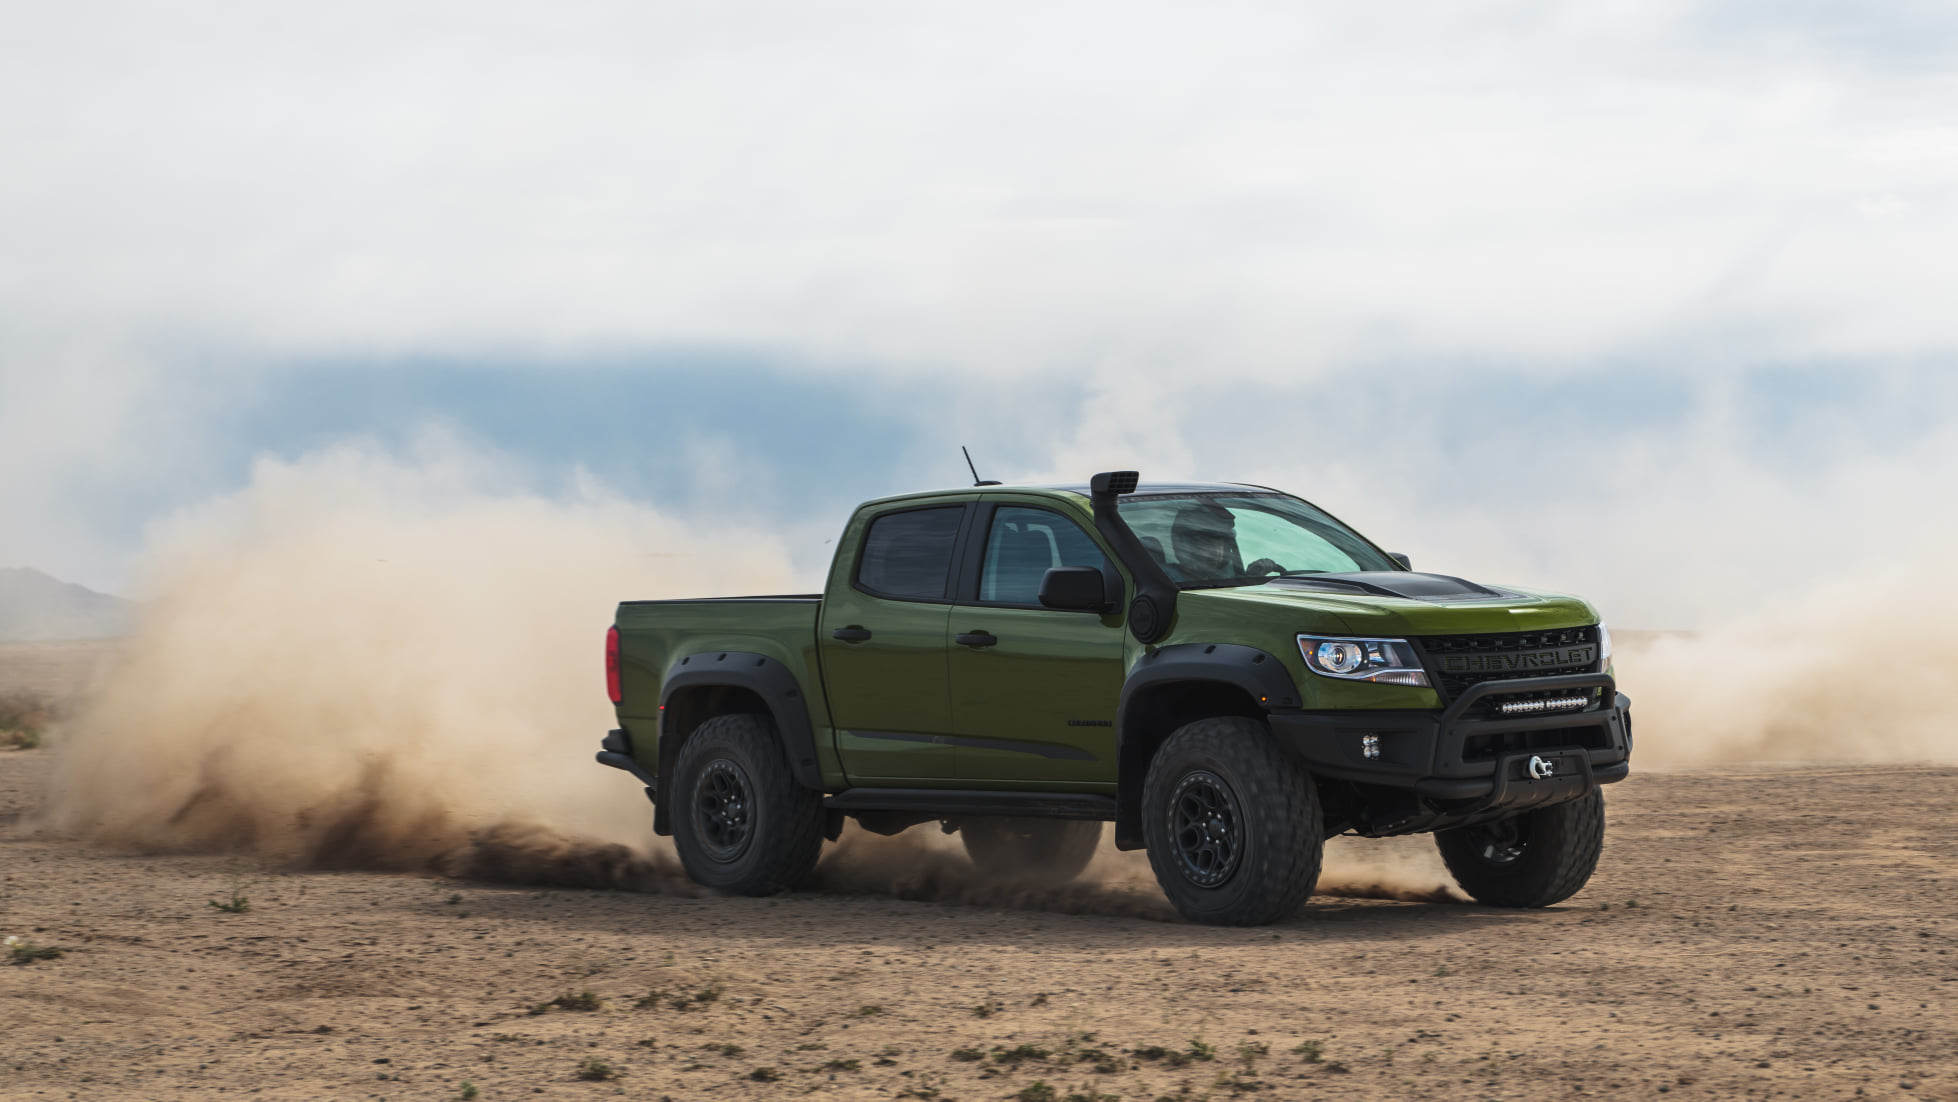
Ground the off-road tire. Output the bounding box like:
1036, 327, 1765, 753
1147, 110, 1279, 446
960, 818, 1101, 883
670, 713, 825, 895
1435, 788, 1605, 908
1141, 716, 1323, 926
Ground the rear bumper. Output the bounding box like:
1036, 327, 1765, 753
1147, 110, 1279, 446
1267, 672, 1630, 832
596, 728, 660, 790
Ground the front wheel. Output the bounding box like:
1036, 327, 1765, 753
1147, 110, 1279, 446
1141, 717, 1323, 926
670, 713, 825, 895
1435, 788, 1605, 908
960, 818, 1101, 883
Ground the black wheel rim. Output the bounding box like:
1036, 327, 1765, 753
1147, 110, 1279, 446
1463, 817, 1528, 866
1168, 769, 1243, 888
692, 758, 755, 862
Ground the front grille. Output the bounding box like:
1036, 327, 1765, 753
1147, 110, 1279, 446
1414, 625, 1602, 713
1461, 725, 1610, 762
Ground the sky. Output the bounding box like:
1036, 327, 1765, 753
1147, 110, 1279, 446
4, 1, 1957, 628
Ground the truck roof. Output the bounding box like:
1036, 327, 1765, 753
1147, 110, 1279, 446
858, 481, 1282, 509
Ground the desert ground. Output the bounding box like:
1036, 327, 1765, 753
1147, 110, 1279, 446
0, 642, 113, 702
4, 647, 1958, 1102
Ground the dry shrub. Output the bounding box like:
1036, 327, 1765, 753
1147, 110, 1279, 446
0, 691, 53, 749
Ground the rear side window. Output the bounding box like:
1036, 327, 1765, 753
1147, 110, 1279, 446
857, 506, 964, 600
980, 506, 1111, 605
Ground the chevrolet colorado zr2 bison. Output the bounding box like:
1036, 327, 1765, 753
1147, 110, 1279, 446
597, 472, 1631, 925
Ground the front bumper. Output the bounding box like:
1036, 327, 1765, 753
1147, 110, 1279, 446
1267, 672, 1630, 833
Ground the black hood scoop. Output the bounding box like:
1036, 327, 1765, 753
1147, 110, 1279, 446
1266, 572, 1519, 602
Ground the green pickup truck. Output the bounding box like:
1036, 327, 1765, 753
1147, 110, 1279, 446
598, 472, 1631, 925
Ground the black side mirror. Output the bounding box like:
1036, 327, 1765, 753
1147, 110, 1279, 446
1389, 552, 1412, 571
1038, 566, 1110, 612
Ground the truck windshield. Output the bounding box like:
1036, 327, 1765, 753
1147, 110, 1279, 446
1116, 493, 1398, 588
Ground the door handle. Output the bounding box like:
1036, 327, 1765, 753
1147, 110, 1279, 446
831, 627, 873, 642
955, 631, 998, 648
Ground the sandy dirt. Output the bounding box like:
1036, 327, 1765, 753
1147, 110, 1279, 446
4, 748, 1956, 1102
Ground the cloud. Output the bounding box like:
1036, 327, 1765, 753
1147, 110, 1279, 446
7, 2, 1958, 375
6, 1, 1958, 616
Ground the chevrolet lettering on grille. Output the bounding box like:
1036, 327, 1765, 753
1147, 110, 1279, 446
1436, 645, 1597, 673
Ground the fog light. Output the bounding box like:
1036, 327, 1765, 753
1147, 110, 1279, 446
1361, 733, 1381, 760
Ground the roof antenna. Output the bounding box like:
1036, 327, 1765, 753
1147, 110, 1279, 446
962, 446, 1002, 486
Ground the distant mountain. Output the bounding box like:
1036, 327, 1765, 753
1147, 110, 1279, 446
0, 568, 135, 642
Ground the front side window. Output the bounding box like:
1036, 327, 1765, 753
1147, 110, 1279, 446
979, 506, 1111, 605
1117, 493, 1396, 588
857, 506, 963, 600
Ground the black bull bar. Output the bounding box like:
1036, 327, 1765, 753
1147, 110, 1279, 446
1266, 672, 1631, 836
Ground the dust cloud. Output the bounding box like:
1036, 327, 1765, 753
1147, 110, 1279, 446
42, 440, 796, 890
1613, 556, 1958, 767
813, 825, 1465, 915
814, 826, 1182, 920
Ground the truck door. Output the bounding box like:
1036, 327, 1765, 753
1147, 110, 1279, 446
947, 503, 1126, 788
818, 503, 968, 784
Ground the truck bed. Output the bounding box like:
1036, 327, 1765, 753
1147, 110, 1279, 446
612, 595, 827, 730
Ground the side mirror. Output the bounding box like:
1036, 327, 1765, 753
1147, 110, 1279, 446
1038, 566, 1111, 612
1390, 552, 1412, 571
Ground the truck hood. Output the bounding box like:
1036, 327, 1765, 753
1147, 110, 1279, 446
1182, 572, 1598, 636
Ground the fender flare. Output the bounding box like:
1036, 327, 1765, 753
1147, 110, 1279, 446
655, 651, 823, 832
1112, 643, 1301, 848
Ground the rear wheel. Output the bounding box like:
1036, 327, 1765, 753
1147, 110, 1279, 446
670, 713, 825, 895
1141, 716, 1322, 926
1435, 788, 1605, 908
960, 818, 1101, 883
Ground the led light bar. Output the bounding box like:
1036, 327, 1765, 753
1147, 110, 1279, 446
1496, 695, 1591, 717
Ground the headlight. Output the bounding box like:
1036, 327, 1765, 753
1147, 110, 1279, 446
1297, 634, 1431, 687
1598, 622, 1613, 669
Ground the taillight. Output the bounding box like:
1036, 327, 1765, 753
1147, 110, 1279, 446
605, 625, 623, 704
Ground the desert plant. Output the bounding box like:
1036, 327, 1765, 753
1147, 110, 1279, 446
0, 692, 52, 749
208, 870, 252, 914
1014, 1082, 1056, 1102
459, 1083, 478, 1100
748, 1066, 782, 1082
575, 1057, 616, 1081
530, 990, 603, 1015
5, 936, 62, 965
1132, 1039, 1215, 1069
